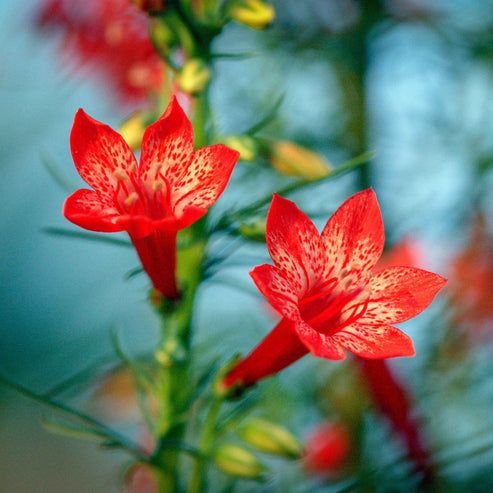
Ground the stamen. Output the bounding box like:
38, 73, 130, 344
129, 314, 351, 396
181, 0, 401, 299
351, 262, 363, 270
299, 277, 338, 306
306, 284, 367, 328
125, 192, 138, 207
336, 298, 370, 331
152, 181, 164, 192
306, 290, 348, 327
344, 277, 353, 289
114, 170, 128, 180
154, 162, 163, 176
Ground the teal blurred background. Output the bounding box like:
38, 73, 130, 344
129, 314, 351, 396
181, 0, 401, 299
1, 0, 493, 491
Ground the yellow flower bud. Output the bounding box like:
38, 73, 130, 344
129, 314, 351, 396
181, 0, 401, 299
119, 112, 147, 151
223, 135, 258, 162
239, 418, 304, 459
238, 219, 266, 242
230, 0, 275, 30
178, 58, 212, 96
269, 141, 332, 179
213, 443, 266, 478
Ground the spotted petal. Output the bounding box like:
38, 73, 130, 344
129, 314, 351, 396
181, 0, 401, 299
295, 321, 346, 360
171, 144, 239, 224
266, 194, 325, 296
333, 324, 415, 358
250, 264, 301, 319
70, 109, 138, 201
361, 266, 447, 325
321, 189, 384, 280
64, 189, 123, 232
140, 97, 194, 185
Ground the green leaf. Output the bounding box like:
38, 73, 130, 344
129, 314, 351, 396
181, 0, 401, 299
110, 328, 157, 433
245, 95, 285, 136
0, 373, 146, 460
42, 415, 109, 442
210, 51, 261, 60
43, 353, 116, 399
40, 149, 80, 193
125, 266, 144, 280
214, 149, 376, 231
43, 227, 132, 248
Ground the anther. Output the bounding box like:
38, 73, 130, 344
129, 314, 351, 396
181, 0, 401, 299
152, 181, 164, 192
114, 170, 128, 180
124, 192, 138, 206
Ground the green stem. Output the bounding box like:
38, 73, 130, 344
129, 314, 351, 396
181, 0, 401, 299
151, 236, 207, 493
187, 397, 224, 493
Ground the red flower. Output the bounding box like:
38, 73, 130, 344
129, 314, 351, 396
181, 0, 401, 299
448, 214, 493, 332
224, 190, 446, 388
64, 97, 239, 298
303, 422, 351, 476
35, 0, 165, 104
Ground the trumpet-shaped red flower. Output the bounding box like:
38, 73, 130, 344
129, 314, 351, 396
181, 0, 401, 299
224, 190, 446, 388
35, 0, 165, 104
64, 97, 239, 298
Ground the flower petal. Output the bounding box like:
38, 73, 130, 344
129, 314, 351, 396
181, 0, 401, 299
361, 266, 447, 325
321, 189, 384, 280
64, 189, 123, 232
250, 264, 301, 320
295, 322, 346, 360
333, 324, 415, 358
171, 144, 239, 221
223, 318, 308, 388
266, 194, 325, 296
70, 109, 138, 201
139, 97, 194, 186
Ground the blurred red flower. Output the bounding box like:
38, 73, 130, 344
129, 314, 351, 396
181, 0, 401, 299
35, 0, 165, 105
303, 422, 351, 476
64, 97, 239, 298
224, 190, 446, 389
448, 214, 493, 333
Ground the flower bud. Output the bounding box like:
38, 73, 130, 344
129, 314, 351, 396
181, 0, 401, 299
223, 135, 258, 162
238, 219, 266, 242
177, 58, 211, 96
213, 443, 266, 478
131, 0, 166, 13
229, 0, 275, 30
239, 418, 304, 459
119, 112, 147, 151
269, 141, 331, 179
150, 17, 177, 51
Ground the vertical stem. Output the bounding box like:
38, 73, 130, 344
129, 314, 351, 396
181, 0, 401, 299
187, 397, 223, 493
151, 238, 206, 492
